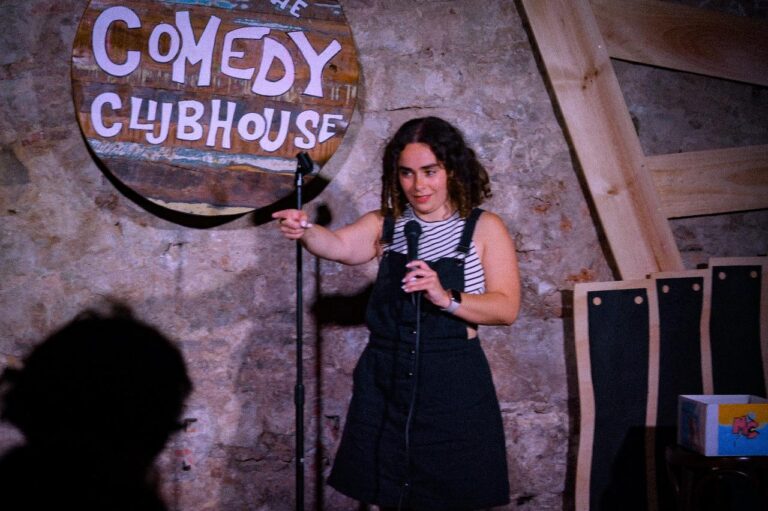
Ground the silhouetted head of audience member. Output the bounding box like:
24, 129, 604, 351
0, 305, 192, 510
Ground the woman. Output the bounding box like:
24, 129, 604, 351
273, 117, 520, 510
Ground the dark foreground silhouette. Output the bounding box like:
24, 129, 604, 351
0, 307, 191, 511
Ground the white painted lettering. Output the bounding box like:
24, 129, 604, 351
270, 0, 307, 17
93, 94, 346, 151
288, 32, 341, 98
294, 110, 319, 149
148, 23, 181, 63
172, 11, 221, 86
290, 1, 308, 17
206, 100, 237, 149
145, 102, 174, 144
92, 6, 141, 77
221, 27, 270, 81
251, 37, 295, 97
237, 112, 267, 141
129, 97, 155, 130
319, 113, 344, 143
176, 100, 205, 141
260, 108, 291, 151
91, 92, 123, 137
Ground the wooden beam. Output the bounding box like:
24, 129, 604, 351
646, 145, 768, 218
591, 0, 768, 87
521, 0, 683, 279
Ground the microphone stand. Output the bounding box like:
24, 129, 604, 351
293, 152, 313, 511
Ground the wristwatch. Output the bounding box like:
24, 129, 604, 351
441, 289, 462, 314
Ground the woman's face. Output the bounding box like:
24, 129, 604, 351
397, 142, 453, 221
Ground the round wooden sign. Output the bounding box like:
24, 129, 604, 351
72, 0, 359, 216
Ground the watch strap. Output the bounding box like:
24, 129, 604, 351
441, 289, 462, 313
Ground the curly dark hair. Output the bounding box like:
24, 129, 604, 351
381, 116, 492, 218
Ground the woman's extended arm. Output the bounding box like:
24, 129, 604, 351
272, 209, 383, 266
401, 211, 520, 326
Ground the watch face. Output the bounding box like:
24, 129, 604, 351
451, 289, 462, 303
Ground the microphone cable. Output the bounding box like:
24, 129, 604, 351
399, 219, 422, 510
399, 287, 421, 511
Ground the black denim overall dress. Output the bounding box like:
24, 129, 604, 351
327, 209, 510, 510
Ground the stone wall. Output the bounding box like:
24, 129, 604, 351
1, 1, 766, 510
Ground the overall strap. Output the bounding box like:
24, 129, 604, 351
380, 215, 395, 244
457, 208, 484, 255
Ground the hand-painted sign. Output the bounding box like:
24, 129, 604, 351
72, 0, 359, 215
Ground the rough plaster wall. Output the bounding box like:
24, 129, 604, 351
0, 1, 765, 510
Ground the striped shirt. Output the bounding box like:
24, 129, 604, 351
385, 207, 486, 294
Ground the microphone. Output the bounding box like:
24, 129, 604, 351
404, 220, 421, 262
296, 152, 313, 176
404, 220, 421, 306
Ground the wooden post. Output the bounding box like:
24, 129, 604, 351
520, 0, 684, 279
647, 145, 768, 218
591, 0, 768, 87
